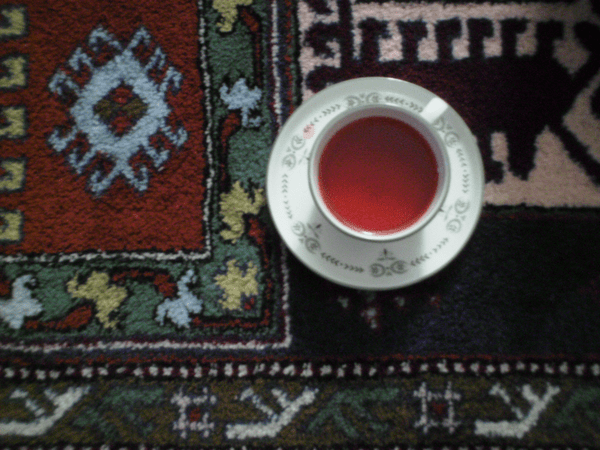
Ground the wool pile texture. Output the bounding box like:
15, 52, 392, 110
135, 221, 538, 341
1, 0, 600, 447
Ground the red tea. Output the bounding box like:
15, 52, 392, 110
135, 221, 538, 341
317, 116, 439, 234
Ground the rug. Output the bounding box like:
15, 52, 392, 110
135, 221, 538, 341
1, 0, 600, 447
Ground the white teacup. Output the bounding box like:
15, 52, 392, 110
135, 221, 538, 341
308, 103, 450, 241
266, 77, 484, 290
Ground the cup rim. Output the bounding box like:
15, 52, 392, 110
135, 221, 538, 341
308, 104, 451, 242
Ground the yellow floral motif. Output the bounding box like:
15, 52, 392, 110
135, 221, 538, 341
0, 55, 27, 89
219, 180, 265, 243
0, 107, 27, 139
212, 0, 252, 33
0, 6, 27, 39
0, 158, 26, 191
0, 210, 23, 243
215, 260, 259, 311
67, 272, 127, 329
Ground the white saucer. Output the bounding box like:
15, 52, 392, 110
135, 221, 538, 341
266, 77, 484, 290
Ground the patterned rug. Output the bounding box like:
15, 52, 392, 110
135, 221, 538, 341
1, 0, 600, 447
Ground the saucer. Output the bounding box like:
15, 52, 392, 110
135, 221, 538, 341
266, 77, 484, 290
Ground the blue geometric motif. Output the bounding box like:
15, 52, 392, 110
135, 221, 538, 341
47, 26, 187, 196
220, 78, 262, 128
155, 269, 203, 329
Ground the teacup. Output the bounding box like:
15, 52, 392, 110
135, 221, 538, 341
308, 103, 450, 241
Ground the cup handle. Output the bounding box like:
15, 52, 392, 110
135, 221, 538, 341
420, 97, 449, 124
